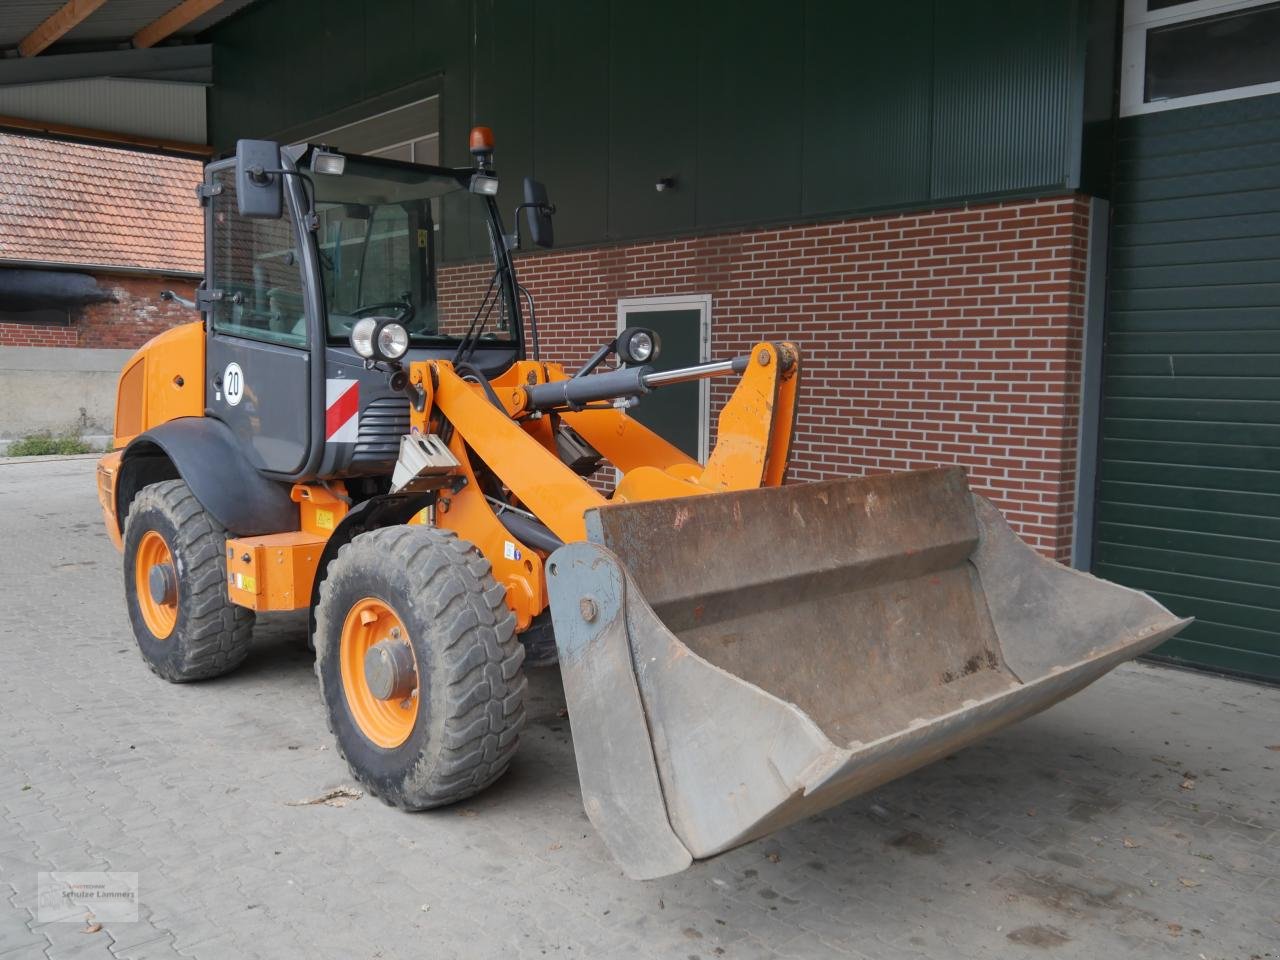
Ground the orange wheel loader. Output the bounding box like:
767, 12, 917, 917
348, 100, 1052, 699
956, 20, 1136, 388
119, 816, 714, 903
97, 129, 1189, 878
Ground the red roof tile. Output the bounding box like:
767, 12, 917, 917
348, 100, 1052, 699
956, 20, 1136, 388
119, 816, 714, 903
0, 132, 203, 275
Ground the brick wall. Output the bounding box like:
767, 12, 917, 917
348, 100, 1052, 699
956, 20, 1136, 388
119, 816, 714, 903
1, 197, 1090, 559
0, 321, 78, 347
499, 195, 1090, 560
0, 274, 198, 350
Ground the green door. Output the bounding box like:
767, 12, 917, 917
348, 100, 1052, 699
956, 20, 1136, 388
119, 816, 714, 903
620, 305, 708, 460
1095, 94, 1280, 681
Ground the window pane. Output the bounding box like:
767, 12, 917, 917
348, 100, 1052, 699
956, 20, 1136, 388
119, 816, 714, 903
370, 142, 413, 162
209, 169, 308, 348
410, 137, 439, 165
0, 307, 70, 326
311, 156, 514, 346
1145, 2, 1280, 102
361, 205, 412, 307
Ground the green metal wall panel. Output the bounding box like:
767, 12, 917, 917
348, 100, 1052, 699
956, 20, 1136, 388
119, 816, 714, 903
414, 0, 475, 263
470, 0, 533, 224
694, 0, 804, 228
1096, 94, 1280, 682
409, 0, 471, 165
209, 0, 309, 140
801, 0, 931, 215
532, 0, 609, 247
308, 0, 367, 119
607, 0, 698, 240
931, 0, 1083, 198
364, 0, 417, 101
205, 0, 1089, 246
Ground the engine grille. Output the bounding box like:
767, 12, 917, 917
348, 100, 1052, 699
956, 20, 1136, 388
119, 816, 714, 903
352, 397, 408, 466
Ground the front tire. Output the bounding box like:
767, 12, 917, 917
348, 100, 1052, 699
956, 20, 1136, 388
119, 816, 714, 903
123, 479, 255, 682
314, 526, 526, 809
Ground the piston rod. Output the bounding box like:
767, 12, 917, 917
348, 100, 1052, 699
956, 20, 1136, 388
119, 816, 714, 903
642, 356, 748, 388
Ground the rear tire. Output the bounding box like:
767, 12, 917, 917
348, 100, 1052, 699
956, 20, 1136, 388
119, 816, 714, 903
123, 479, 255, 682
314, 525, 526, 809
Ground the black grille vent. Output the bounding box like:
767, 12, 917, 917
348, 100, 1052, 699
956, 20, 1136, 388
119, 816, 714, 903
353, 397, 408, 465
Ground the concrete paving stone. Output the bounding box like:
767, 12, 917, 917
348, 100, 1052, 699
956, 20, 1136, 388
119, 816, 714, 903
38, 924, 120, 960
107, 937, 187, 960
0, 944, 50, 960
3, 457, 1279, 960
777, 930, 880, 959
95, 920, 172, 957
7, 814, 63, 841
701, 934, 790, 960
1, 798, 52, 822
162, 919, 231, 957
0, 914, 46, 956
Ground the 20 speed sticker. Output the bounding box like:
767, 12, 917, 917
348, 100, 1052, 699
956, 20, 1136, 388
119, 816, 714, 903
222, 362, 244, 406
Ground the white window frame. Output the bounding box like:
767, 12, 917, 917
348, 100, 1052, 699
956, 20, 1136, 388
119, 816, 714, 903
1121, 0, 1280, 116
616, 294, 712, 464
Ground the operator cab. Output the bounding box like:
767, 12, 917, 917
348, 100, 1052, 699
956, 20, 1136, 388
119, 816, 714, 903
308, 144, 522, 377
200, 131, 554, 483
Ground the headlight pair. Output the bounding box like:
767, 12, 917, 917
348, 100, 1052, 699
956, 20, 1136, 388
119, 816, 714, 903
350, 317, 409, 362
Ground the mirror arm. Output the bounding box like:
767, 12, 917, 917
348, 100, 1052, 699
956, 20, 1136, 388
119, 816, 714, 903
254, 167, 320, 230
159, 289, 197, 310
509, 201, 556, 250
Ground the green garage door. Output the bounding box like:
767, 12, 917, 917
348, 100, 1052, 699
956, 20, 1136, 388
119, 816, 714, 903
1096, 94, 1280, 681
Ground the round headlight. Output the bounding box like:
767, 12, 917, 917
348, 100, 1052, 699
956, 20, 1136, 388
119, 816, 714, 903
627, 330, 654, 363
376, 321, 409, 361
616, 326, 660, 365
350, 317, 378, 358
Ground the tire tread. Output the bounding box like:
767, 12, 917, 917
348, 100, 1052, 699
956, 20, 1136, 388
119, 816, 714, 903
124, 480, 254, 682
314, 525, 525, 809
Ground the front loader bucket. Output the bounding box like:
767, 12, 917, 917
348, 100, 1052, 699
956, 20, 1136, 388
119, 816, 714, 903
546, 467, 1190, 879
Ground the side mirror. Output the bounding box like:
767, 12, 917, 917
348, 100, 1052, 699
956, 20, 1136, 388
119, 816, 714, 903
522, 178, 555, 249
235, 139, 284, 219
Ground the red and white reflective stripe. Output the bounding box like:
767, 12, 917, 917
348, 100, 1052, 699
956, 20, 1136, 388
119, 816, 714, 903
325, 379, 359, 443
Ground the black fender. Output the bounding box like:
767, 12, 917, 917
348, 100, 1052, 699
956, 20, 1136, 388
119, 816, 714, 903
118, 418, 298, 536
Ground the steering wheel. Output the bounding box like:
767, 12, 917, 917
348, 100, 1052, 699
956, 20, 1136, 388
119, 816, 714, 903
352, 302, 416, 325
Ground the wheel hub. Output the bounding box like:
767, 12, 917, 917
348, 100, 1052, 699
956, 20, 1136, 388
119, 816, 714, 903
148, 562, 177, 606
134, 529, 178, 640
363, 639, 417, 701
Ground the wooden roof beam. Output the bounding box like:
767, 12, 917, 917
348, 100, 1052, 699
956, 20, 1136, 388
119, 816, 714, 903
132, 0, 225, 49
18, 0, 110, 57
0, 113, 213, 158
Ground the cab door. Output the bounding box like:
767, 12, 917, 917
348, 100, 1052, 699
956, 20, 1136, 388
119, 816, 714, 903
202, 161, 311, 476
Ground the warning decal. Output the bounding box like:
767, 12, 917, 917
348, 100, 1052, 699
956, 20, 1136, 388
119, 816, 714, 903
325, 379, 359, 443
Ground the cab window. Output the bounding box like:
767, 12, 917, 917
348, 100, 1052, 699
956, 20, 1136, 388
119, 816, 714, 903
208, 168, 308, 348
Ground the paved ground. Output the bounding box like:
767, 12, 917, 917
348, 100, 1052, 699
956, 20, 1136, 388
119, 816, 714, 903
0, 455, 1277, 960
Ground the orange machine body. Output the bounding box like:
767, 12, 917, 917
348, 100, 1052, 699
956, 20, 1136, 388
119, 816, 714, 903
97, 321, 206, 549
112, 321, 205, 448
100, 331, 800, 632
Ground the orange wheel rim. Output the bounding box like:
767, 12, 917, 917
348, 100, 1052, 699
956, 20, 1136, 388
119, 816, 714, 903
340, 598, 418, 749
135, 530, 178, 639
